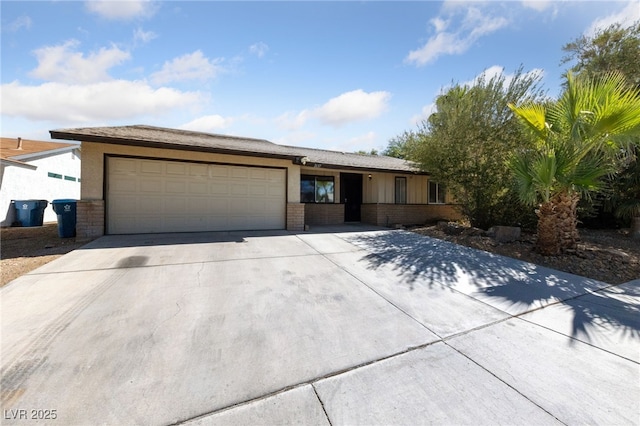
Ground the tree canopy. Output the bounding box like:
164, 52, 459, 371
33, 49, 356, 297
561, 21, 640, 234
407, 67, 546, 229
561, 21, 640, 89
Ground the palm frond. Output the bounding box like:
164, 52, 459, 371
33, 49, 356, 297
509, 153, 538, 205
615, 199, 640, 220
508, 103, 549, 141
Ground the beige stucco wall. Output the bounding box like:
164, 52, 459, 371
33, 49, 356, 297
364, 173, 429, 204
82, 142, 452, 209
81, 142, 301, 202
299, 168, 432, 204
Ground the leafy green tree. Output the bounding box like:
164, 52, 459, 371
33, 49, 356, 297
355, 148, 379, 156
611, 155, 640, 238
383, 131, 419, 159
562, 21, 640, 236
562, 21, 640, 89
509, 72, 640, 254
404, 67, 545, 229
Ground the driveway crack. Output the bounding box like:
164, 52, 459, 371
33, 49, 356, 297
294, 233, 443, 339
312, 383, 333, 426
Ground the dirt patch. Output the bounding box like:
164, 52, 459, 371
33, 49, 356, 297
1, 223, 93, 287
410, 224, 639, 285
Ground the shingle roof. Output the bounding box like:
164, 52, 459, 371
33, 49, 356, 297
1, 137, 78, 166
285, 145, 420, 172
50, 125, 422, 174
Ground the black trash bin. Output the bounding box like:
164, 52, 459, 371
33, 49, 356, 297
51, 199, 77, 238
12, 200, 48, 227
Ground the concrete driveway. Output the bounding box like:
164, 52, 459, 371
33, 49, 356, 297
1, 226, 638, 425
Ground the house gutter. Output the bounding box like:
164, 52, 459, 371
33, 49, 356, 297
10, 145, 79, 162
0, 158, 38, 170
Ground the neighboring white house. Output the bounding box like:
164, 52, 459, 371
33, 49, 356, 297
0, 137, 81, 226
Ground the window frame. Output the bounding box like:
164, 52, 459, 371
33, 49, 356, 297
395, 176, 407, 205
300, 174, 335, 204
428, 181, 446, 204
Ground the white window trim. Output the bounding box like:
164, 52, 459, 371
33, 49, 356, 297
428, 182, 446, 204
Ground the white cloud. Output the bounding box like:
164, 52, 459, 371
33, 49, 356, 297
180, 115, 234, 133
430, 17, 449, 32
134, 27, 157, 45
249, 42, 269, 58
276, 110, 311, 131
461, 65, 507, 87
411, 103, 436, 126
6, 15, 32, 32
406, 6, 509, 66
328, 131, 378, 152
29, 40, 130, 84
277, 90, 391, 130
585, 0, 639, 36
85, 0, 157, 20
150, 50, 223, 85
461, 66, 544, 88
315, 89, 391, 127
521, 0, 553, 12
1, 80, 203, 123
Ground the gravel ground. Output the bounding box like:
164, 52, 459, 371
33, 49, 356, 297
1, 223, 638, 287
410, 224, 640, 285
1, 223, 91, 286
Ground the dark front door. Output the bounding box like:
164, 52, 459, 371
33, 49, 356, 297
341, 173, 363, 222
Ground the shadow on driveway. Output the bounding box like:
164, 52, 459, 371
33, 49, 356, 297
346, 230, 640, 342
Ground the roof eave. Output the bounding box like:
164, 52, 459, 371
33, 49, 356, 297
300, 162, 426, 175
50, 130, 300, 162
0, 158, 37, 169
10, 145, 78, 161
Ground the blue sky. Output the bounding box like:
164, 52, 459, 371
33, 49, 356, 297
2, 1, 638, 152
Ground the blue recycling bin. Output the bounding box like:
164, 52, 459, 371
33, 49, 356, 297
52, 199, 77, 238
12, 200, 48, 227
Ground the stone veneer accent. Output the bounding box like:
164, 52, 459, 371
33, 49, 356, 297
76, 200, 105, 241
360, 204, 460, 227
286, 203, 305, 231
304, 203, 344, 226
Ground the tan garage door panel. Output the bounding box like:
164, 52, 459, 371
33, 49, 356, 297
107, 157, 286, 234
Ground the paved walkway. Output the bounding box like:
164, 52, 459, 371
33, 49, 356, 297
1, 226, 638, 425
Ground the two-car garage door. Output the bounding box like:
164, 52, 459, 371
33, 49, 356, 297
107, 157, 286, 234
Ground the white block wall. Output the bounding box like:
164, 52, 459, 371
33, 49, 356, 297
0, 150, 81, 226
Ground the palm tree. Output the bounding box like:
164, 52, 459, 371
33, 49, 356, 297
509, 72, 640, 255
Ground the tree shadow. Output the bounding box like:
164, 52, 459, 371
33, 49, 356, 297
562, 284, 640, 342
344, 230, 640, 341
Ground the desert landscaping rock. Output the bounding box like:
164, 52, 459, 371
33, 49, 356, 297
411, 225, 639, 284
487, 225, 521, 242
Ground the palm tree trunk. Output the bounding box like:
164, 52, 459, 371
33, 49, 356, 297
536, 201, 561, 255
553, 191, 581, 251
